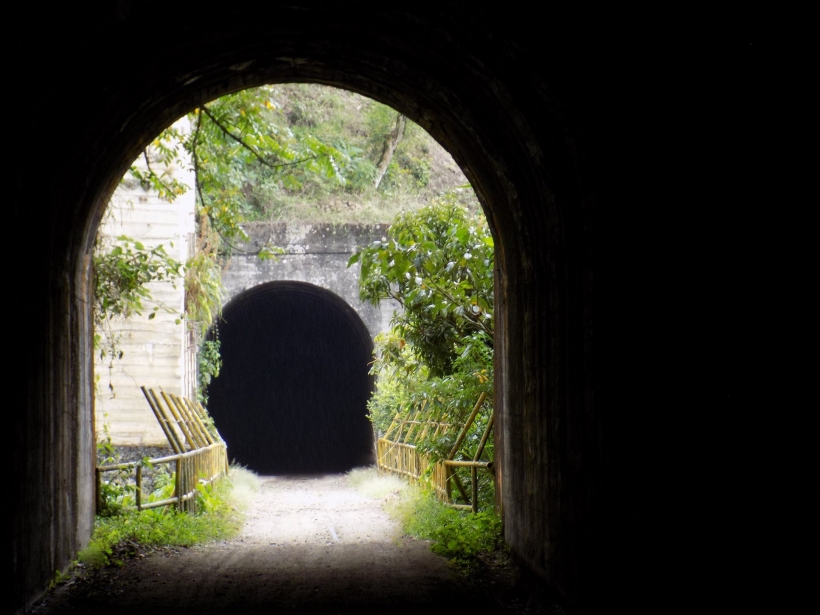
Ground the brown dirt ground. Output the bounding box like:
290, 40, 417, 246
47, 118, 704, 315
31, 474, 560, 615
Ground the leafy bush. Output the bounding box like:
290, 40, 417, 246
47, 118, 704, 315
388, 484, 502, 566
352, 195, 495, 492
79, 465, 257, 569
352, 194, 493, 377
93, 235, 183, 368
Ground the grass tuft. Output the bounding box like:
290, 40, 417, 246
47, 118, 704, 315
349, 467, 503, 570
77, 464, 259, 569
346, 467, 409, 499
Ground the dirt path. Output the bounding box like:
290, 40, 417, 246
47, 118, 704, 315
32, 474, 534, 614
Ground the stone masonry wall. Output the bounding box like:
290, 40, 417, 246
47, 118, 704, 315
221, 221, 400, 338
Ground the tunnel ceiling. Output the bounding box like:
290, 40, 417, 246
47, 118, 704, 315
207, 281, 375, 474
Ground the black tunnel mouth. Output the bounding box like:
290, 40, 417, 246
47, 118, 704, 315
206, 281, 376, 474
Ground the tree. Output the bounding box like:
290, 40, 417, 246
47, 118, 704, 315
187, 87, 348, 251
373, 112, 407, 189
95, 84, 469, 401
94, 86, 350, 398
351, 193, 494, 377
350, 193, 494, 462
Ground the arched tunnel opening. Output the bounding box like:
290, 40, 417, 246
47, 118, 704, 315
205, 281, 376, 474
7, 9, 723, 613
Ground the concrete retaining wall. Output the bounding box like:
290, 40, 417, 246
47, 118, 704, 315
94, 156, 195, 447
222, 221, 399, 338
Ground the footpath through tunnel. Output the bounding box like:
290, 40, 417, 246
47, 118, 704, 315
206, 281, 376, 474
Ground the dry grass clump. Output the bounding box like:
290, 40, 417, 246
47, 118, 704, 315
225, 464, 260, 512
346, 467, 409, 499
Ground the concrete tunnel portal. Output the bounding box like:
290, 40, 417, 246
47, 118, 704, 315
206, 281, 376, 475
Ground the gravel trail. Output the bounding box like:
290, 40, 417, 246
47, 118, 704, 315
32, 473, 530, 614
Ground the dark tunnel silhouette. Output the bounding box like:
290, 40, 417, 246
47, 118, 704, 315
206, 281, 376, 474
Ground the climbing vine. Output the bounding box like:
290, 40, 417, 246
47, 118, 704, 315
93, 233, 183, 381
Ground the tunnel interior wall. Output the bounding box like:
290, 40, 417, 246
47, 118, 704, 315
10, 6, 728, 614
207, 282, 375, 474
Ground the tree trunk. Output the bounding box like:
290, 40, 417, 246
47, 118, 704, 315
373, 113, 407, 189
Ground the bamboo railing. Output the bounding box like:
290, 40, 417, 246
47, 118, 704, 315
376, 392, 494, 513
95, 387, 229, 514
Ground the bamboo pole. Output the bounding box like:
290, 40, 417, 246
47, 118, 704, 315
442, 460, 491, 468
183, 457, 190, 513
194, 400, 223, 442
174, 456, 182, 511
140, 496, 178, 510
182, 456, 194, 513
473, 415, 495, 461
417, 400, 431, 441
403, 410, 423, 443
136, 464, 143, 511
171, 394, 208, 449
149, 387, 187, 452
95, 468, 102, 514
159, 390, 197, 451
189, 456, 197, 513
383, 413, 401, 441
450, 471, 471, 503
447, 392, 487, 460
142, 386, 183, 453
183, 397, 215, 445
471, 465, 478, 513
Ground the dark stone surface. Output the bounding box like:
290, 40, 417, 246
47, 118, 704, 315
9, 6, 731, 614
221, 222, 396, 338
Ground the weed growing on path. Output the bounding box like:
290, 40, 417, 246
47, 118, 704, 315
348, 467, 503, 571
346, 467, 409, 499
77, 465, 260, 570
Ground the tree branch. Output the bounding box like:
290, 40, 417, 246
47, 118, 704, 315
213, 229, 278, 257
373, 113, 407, 189
200, 106, 317, 169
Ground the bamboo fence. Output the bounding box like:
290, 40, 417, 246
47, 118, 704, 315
95, 387, 229, 514
376, 392, 494, 513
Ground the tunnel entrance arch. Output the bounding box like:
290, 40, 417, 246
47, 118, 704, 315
9, 10, 664, 615
207, 281, 375, 474
23, 46, 569, 611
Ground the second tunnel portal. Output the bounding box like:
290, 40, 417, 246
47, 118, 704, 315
206, 281, 376, 474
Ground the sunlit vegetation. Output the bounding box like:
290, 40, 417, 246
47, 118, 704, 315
90, 82, 496, 568
93, 83, 472, 399
351, 195, 495, 510
347, 468, 502, 570
79, 465, 258, 569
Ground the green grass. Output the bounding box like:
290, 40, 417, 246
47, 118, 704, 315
347, 467, 503, 569
77, 465, 259, 569
239, 83, 477, 226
